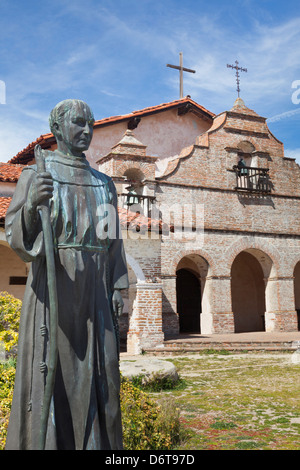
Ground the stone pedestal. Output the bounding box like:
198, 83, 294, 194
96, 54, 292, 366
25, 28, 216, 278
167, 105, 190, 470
127, 282, 164, 354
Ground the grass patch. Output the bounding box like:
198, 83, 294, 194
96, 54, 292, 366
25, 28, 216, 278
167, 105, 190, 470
145, 352, 300, 450
210, 420, 237, 430
235, 440, 261, 450
201, 349, 231, 355
130, 372, 188, 392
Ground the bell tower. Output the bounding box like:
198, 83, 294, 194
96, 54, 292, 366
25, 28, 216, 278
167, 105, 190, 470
97, 129, 157, 216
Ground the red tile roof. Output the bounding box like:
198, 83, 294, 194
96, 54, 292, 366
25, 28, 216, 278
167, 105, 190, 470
97, 96, 214, 127
0, 197, 12, 221
0, 163, 24, 182
118, 207, 172, 233
9, 97, 214, 165
9, 133, 56, 165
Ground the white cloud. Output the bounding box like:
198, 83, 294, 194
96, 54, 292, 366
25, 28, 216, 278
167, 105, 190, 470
176, 15, 300, 114
267, 107, 300, 123
0, 2, 300, 162
100, 90, 122, 98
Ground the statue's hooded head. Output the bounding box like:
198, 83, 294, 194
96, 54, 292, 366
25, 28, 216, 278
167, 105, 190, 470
49, 99, 95, 157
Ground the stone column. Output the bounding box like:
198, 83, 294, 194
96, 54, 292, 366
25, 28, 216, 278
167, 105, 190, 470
265, 276, 298, 332
127, 281, 164, 354
201, 275, 235, 334
161, 275, 179, 335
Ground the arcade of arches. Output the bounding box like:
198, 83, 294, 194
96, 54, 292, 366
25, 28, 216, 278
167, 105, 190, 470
1, 238, 300, 340
175, 250, 300, 334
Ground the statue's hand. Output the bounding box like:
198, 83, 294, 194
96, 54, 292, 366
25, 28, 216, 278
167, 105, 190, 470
27, 171, 54, 213
112, 289, 124, 318
23, 171, 54, 237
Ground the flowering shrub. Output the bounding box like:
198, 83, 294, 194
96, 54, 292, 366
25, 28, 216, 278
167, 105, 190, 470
120, 376, 181, 450
0, 292, 21, 357
0, 360, 15, 450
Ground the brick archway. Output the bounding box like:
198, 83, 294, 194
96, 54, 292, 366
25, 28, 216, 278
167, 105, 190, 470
224, 238, 298, 332
115, 160, 154, 180
169, 248, 216, 277
290, 257, 300, 277
231, 251, 266, 332
223, 237, 281, 277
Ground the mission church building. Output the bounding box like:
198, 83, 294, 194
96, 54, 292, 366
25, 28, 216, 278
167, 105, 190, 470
1, 95, 300, 354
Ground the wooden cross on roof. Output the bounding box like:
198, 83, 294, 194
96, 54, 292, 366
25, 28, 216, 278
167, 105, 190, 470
167, 52, 196, 99
227, 60, 247, 97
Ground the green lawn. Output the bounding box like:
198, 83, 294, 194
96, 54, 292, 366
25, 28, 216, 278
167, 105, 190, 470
148, 351, 300, 450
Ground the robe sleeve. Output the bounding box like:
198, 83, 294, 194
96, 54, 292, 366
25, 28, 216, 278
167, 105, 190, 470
5, 167, 45, 262
107, 179, 129, 291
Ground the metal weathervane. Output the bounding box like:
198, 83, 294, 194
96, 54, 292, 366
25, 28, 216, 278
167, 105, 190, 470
227, 60, 247, 97
167, 52, 196, 99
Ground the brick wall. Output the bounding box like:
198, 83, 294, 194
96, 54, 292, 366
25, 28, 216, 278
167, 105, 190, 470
116, 99, 300, 341
126, 282, 164, 354
153, 99, 300, 335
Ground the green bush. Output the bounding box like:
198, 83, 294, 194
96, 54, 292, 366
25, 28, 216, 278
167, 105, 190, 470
0, 359, 15, 450
120, 376, 181, 450
130, 371, 186, 392
0, 292, 21, 357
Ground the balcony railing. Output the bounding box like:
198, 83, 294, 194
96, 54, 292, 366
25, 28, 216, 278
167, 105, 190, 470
119, 193, 156, 215
232, 165, 272, 194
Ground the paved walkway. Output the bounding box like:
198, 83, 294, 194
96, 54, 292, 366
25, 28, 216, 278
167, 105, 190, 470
164, 331, 300, 344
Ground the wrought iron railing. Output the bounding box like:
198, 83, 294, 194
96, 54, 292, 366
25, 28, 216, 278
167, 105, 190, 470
232, 165, 271, 193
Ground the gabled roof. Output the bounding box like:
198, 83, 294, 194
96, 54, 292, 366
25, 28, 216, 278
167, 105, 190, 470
8, 97, 214, 165
97, 96, 214, 127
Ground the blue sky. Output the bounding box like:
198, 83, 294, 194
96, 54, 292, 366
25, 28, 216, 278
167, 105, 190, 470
0, 0, 300, 163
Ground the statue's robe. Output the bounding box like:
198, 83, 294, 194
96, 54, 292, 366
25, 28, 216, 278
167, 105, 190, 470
5, 151, 129, 450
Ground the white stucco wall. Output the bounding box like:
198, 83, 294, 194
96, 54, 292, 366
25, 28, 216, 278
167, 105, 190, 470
86, 108, 211, 168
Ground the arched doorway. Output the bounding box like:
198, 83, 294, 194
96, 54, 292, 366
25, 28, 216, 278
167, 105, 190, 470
293, 261, 300, 330
231, 251, 266, 332
176, 269, 201, 333
176, 254, 208, 333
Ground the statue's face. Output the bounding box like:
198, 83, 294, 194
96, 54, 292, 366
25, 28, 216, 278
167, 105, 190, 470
57, 101, 95, 156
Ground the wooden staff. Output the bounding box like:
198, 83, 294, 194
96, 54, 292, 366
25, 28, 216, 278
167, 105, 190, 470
34, 144, 58, 450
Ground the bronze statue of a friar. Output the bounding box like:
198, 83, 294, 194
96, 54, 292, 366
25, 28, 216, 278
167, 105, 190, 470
5, 99, 129, 450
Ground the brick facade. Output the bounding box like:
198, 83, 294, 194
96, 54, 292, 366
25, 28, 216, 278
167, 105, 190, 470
1, 97, 300, 353
107, 97, 300, 348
